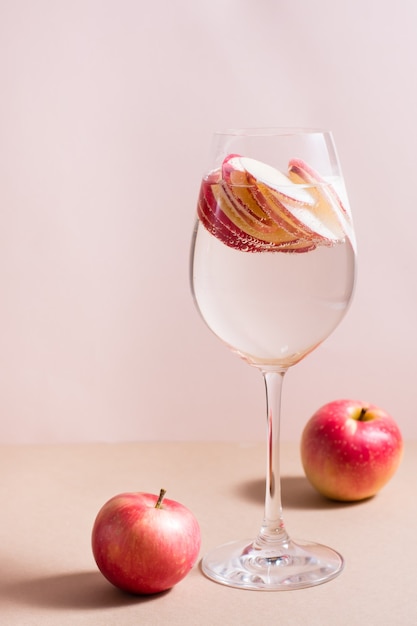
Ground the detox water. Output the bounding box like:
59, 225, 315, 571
191, 222, 355, 368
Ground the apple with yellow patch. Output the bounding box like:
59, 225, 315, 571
301, 400, 403, 501
92, 489, 201, 594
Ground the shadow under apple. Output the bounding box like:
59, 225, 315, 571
1, 570, 170, 611
235, 475, 366, 509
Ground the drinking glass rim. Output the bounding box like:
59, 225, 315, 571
213, 127, 331, 137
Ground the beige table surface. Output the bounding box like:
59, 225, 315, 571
0, 440, 415, 626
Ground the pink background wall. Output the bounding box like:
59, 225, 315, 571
1, 0, 416, 443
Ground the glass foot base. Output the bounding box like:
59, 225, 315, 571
202, 537, 344, 591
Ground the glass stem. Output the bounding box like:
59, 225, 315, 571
256, 368, 290, 548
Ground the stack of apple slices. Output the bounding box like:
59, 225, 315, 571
197, 155, 351, 252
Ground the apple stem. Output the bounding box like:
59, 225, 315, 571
358, 407, 368, 421
155, 488, 167, 509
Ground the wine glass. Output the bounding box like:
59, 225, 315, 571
190, 128, 356, 590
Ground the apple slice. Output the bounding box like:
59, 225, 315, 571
224, 156, 312, 225
217, 184, 301, 246
224, 155, 313, 205
198, 164, 307, 251
252, 181, 325, 242
232, 156, 346, 244
288, 158, 352, 242
222, 155, 312, 242
197, 155, 350, 253
197, 173, 282, 251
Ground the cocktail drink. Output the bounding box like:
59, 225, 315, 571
190, 129, 356, 590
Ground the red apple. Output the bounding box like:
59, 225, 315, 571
92, 489, 201, 594
300, 400, 403, 501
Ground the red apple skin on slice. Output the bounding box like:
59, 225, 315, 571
197, 173, 277, 252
